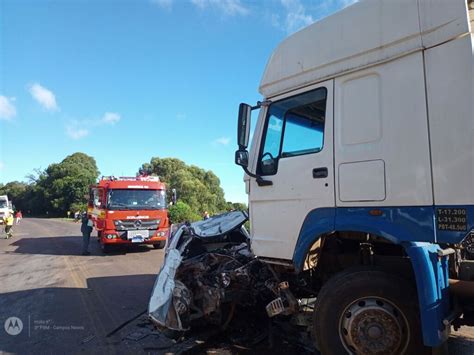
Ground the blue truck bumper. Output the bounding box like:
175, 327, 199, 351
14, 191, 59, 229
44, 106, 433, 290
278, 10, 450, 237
403, 242, 451, 347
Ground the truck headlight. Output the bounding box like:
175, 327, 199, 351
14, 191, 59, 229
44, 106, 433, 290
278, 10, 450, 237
106, 234, 116, 239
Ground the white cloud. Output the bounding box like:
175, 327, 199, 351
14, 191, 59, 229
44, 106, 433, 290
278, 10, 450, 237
214, 136, 231, 145
102, 112, 121, 125
0, 161, 4, 170
65, 111, 120, 139
191, 0, 249, 16
66, 124, 89, 140
28, 83, 59, 111
0, 96, 16, 120
281, 0, 314, 34
151, 0, 173, 10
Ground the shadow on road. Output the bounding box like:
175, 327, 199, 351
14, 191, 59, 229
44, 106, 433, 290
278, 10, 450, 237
0, 274, 157, 354
6, 236, 154, 256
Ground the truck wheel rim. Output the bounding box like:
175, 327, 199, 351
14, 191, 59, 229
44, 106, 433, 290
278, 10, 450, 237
338, 297, 409, 355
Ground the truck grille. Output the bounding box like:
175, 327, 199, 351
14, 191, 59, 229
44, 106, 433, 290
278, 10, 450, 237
114, 219, 160, 231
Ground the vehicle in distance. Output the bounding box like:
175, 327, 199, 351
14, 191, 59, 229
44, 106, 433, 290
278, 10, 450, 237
88, 176, 170, 253
0, 195, 13, 225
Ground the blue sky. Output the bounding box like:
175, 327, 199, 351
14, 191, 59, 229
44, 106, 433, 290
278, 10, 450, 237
0, 0, 355, 203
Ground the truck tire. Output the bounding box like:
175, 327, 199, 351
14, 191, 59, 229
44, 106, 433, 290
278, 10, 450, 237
313, 269, 430, 355
153, 241, 166, 249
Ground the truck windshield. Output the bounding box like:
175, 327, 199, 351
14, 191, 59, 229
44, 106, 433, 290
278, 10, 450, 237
107, 189, 166, 210
0, 200, 8, 208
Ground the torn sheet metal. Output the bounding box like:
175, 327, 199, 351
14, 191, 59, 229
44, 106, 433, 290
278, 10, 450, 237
190, 211, 248, 238
148, 248, 184, 330
149, 211, 256, 330
148, 210, 297, 333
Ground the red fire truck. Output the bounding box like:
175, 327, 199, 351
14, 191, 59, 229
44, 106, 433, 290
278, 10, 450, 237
88, 176, 170, 253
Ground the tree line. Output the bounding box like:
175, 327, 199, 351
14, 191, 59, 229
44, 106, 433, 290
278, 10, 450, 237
0, 152, 246, 222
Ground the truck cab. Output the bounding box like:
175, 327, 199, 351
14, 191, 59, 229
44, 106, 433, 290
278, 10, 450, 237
88, 176, 170, 253
235, 0, 474, 352
0, 195, 13, 224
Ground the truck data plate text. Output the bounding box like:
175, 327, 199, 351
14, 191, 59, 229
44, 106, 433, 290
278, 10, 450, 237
436, 208, 467, 231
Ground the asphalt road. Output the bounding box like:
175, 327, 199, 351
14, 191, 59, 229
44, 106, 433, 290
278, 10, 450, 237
0, 218, 473, 354
0, 218, 164, 354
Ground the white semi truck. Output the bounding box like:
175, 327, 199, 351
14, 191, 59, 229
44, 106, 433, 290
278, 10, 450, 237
150, 0, 474, 353
0, 195, 13, 224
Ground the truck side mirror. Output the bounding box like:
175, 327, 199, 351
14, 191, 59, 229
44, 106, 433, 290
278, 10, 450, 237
235, 150, 249, 168
171, 188, 177, 205
237, 103, 251, 149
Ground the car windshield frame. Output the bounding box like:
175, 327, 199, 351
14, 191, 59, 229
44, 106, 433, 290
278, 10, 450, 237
106, 189, 167, 210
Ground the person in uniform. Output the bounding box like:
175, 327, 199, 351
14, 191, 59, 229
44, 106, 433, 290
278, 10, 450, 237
81, 212, 93, 255
3, 213, 14, 239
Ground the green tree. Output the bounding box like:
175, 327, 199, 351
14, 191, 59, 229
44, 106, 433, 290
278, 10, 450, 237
168, 201, 201, 223
140, 157, 227, 216
225, 201, 248, 212
37, 152, 100, 215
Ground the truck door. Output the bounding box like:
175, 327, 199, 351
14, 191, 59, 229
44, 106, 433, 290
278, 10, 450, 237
248, 80, 334, 260
89, 187, 106, 229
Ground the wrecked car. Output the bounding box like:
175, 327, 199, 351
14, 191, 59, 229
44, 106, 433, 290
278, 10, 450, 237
148, 211, 297, 334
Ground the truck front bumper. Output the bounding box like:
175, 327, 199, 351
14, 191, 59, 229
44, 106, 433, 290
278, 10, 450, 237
403, 242, 451, 347
100, 228, 169, 245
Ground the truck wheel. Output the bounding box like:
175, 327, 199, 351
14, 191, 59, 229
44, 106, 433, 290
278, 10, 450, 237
153, 241, 166, 249
313, 269, 429, 355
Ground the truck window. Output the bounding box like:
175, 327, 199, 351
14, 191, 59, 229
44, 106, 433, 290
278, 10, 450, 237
89, 188, 97, 207
107, 189, 167, 210
257, 87, 327, 175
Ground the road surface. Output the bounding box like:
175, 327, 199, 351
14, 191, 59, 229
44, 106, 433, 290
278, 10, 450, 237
0, 218, 164, 354
0, 218, 473, 354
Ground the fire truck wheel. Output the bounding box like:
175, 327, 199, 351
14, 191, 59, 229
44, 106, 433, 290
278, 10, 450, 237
153, 241, 166, 249
312, 269, 432, 355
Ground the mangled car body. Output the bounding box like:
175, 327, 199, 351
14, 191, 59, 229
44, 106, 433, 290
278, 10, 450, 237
148, 211, 296, 333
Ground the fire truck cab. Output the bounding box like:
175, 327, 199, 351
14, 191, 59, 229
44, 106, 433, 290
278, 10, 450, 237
88, 176, 170, 253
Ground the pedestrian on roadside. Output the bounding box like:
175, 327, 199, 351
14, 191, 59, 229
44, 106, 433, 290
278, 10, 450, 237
15, 210, 22, 225
203, 211, 210, 220
81, 212, 93, 255
3, 213, 14, 239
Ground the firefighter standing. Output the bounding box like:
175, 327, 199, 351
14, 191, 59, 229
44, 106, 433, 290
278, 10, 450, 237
3, 213, 14, 239
81, 212, 93, 255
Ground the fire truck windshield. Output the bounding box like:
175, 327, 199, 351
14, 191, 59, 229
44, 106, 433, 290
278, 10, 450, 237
107, 189, 166, 210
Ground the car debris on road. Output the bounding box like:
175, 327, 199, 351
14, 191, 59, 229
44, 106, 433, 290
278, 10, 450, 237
147, 211, 314, 352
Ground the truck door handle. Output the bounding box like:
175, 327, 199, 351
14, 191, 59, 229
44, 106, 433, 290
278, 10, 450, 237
313, 167, 328, 179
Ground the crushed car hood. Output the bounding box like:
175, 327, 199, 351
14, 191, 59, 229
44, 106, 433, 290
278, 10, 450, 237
191, 211, 248, 238
148, 211, 251, 330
